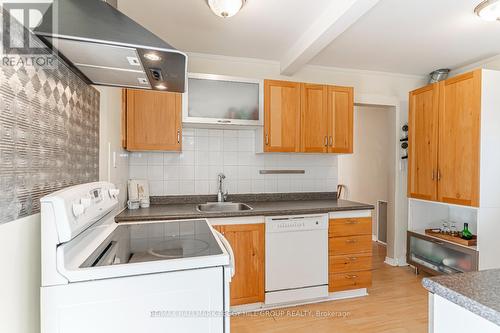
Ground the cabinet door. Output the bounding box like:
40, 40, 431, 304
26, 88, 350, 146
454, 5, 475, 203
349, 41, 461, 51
301, 84, 329, 153
219, 223, 265, 306
264, 80, 301, 152
438, 70, 481, 207
408, 84, 439, 201
125, 89, 182, 151
327, 86, 354, 153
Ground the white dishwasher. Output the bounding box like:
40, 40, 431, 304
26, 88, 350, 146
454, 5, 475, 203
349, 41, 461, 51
265, 214, 329, 305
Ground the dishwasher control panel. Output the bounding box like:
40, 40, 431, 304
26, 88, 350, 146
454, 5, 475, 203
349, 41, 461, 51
265, 214, 328, 233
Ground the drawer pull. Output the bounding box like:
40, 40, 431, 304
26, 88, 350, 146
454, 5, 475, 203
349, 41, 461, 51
345, 274, 359, 279
348, 257, 358, 261
345, 239, 358, 244
345, 220, 359, 225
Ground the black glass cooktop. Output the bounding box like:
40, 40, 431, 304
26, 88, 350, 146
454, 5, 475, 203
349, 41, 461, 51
81, 220, 223, 268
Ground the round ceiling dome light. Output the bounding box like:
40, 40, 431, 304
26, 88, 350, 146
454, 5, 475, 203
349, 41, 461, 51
206, 0, 246, 18
475, 0, 500, 21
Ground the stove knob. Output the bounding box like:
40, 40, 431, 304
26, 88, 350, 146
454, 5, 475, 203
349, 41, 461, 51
108, 188, 120, 199
72, 203, 85, 217
81, 196, 92, 208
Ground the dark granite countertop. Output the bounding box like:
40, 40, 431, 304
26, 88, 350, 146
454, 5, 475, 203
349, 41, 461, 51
115, 192, 374, 222
422, 270, 500, 326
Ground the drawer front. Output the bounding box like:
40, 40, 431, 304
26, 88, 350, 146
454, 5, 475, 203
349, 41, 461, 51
329, 253, 372, 274
329, 271, 372, 292
329, 217, 372, 237
329, 235, 372, 255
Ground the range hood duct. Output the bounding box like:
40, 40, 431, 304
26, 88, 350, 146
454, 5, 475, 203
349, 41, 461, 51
34, 0, 187, 92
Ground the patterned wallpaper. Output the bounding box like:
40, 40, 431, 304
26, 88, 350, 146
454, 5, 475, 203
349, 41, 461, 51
0, 8, 99, 224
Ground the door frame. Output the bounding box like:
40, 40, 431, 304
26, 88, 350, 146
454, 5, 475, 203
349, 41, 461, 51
345, 94, 405, 266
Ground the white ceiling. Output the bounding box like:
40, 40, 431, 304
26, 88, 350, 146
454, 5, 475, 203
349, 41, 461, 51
118, 0, 500, 75
311, 0, 500, 74
118, 0, 334, 60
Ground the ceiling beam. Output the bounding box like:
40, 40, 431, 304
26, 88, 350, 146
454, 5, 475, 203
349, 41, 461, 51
280, 0, 380, 76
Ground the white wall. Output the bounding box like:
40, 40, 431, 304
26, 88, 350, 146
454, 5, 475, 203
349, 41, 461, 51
97, 86, 129, 207
0, 87, 125, 333
0, 214, 41, 333
338, 105, 395, 239
130, 128, 339, 195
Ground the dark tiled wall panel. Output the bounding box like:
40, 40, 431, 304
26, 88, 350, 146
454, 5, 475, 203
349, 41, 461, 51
0, 10, 99, 224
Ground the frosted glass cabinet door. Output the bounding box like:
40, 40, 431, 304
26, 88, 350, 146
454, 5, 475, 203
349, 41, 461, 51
184, 74, 263, 125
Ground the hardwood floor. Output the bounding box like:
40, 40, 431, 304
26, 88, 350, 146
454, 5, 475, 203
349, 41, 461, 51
231, 243, 429, 333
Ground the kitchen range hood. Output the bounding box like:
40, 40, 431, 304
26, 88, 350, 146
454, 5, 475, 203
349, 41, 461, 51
34, 0, 187, 92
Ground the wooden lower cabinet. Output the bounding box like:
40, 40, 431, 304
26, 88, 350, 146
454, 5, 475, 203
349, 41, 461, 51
328, 217, 372, 293
214, 223, 265, 306
329, 271, 372, 292
329, 235, 372, 255
329, 253, 372, 274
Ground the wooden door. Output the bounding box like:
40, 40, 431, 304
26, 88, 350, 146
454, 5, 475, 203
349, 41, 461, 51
218, 224, 265, 306
264, 80, 301, 152
301, 84, 329, 153
408, 84, 439, 201
437, 70, 481, 207
327, 86, 354, 153
125, 89, 182, 151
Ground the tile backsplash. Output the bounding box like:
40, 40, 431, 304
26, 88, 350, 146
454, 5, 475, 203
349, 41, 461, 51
129, 128, 338, 196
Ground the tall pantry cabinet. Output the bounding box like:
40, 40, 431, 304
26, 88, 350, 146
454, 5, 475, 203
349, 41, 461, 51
407, 69, 500, 270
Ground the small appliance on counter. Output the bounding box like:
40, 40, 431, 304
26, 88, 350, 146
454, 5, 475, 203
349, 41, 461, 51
128, 179, 150, 209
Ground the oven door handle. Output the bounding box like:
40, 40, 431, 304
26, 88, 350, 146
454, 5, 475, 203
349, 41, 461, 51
214, 229, 235, 279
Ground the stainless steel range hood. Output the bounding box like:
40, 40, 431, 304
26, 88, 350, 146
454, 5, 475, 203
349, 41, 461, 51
34, 0, 187, 92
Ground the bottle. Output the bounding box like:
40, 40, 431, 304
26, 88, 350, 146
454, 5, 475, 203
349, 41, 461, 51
461, 223, 473, 240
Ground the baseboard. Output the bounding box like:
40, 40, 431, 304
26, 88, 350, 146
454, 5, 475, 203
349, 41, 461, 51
230, 288, 368, 314
384, 256, 408, 267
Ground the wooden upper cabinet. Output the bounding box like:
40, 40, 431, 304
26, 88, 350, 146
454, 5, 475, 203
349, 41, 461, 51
123, 89, 182, 151
263, 80, 353, 154
328, 86, 354, 153
217, 223, 265, 306
437, 70, 481, 207
408, 84, 439, 201
301, 84, 329, 153
264, 80, 302, 152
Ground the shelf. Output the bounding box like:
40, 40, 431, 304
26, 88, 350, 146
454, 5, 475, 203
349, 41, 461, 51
411, 229, 477, 251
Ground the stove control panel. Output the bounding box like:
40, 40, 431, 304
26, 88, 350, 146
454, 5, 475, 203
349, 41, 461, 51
41, 182, 119, 243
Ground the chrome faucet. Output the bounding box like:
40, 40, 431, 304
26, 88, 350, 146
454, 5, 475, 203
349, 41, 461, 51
217, 173, 228, 203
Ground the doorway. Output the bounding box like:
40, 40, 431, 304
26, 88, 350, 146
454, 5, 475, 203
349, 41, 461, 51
338, 105, 396, 243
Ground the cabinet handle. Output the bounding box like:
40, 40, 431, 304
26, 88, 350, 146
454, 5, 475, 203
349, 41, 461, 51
177, 129, 180, 144
345, 274, 359, 279
324, 136, 328, 147
437, 170, 441, 181
329, 136, 334, 147
346, 239, 357, 244
265, 133, 269, 145
345, 220, 359, 225
348, 257, 358, 261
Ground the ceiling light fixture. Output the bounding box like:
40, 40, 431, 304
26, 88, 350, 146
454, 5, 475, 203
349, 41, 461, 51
144, 53, 161, 61
206, 0, 246, 18
475, 0, 500, 21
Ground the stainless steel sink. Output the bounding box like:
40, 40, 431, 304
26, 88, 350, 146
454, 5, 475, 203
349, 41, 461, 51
196, 202, 253, 213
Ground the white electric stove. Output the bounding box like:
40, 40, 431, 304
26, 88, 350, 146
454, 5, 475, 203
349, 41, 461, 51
40, 182, 234, 333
